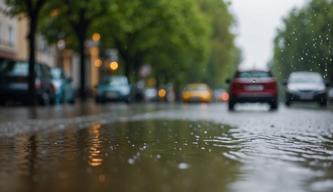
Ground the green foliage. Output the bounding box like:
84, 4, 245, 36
35, 0, 238, 88
40, 0, 109, 49
200, 0, 239, 87
95, 0, 209, 85
273, 0, 333, 82
97, 0, 237, 87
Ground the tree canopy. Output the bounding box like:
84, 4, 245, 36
200, 0, 240, 87
96, 0, 209, 85
273, 0, 333, 82
97, 0, 238, 87
5, 0, 48, 105
7, 0, 239, 92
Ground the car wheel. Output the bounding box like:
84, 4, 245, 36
228, 101, 235, 111
96, 96, 106, 104
285, 100, 291, 107
319, 99, 327, 108
50, 96, 56, 106
270, 101, 278, 111
69, 99, 75, 105
39, 93, 50, 106
124, 97, 131, 104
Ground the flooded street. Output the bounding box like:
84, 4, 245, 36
0, 103, 333, 192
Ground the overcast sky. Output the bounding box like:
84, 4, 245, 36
229, 0, 306, 67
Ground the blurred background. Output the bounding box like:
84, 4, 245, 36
1, 1, 333, 192
0, 0, 332, 107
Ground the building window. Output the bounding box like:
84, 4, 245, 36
0, 23, 2, 45
8, 26, 13, 47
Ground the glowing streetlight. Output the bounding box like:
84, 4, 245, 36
158, 88, 167, 98
50, 9, 59, 17
109, 61, 119, 71
95, 59, 102, 68
92, 33, 101, 42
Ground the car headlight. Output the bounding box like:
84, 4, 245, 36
287, 86, 299, 92
201, 92, 211, 99
315, 86, 326, 93
96, 88, 104, 95
182, 92, 191, 99
120, 87, 130, 95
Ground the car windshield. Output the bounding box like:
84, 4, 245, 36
0, 60, 28, 76
237, 71, 272, 78
51, 69, 63, 79
184, 84, 208, 91
289, 73, 323, 83
101, 77, 128, 86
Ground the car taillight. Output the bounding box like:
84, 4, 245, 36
231, 82, 242, 91
35, 79, 41, 89
220, 92, 229, 102
16, 76, 27, 83
50, 83, 56, 94
265, 81, 277, 89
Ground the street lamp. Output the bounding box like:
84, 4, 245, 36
95, 59, 102, 68
109, 61, 119, 71
92, 33, 101, 42
158, 88, 167, 98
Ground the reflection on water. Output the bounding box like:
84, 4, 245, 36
88, 123, 103, 167
0, 120, 241, 192
0, 120, 332, 192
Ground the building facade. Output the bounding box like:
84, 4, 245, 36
0, 0, 99, 92
0, 0, 17, 60
0, 0, 57, 67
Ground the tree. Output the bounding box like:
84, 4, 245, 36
98, 0, 212, 85
199, 0, 239, 87
41, 0, 109, 100
96, 0, 238, 91
273, 0, 333, 82
144, 0, 211, 87
42, 0, 238, 97
5, 0, 47, 105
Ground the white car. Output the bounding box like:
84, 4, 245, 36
144, 88, 158, 102
328, 88, 333, 101
284, 72, 329, 107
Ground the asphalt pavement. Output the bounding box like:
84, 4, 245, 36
0, 102, 332, 192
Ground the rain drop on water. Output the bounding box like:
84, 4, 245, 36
178, 162, 190, 170
128, 158, 135, 165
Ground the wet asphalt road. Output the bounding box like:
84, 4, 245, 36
0, 102, 332, 192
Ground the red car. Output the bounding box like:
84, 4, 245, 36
227, 68, 278, 111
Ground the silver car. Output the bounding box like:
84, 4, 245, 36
284, 72, 329, 107
328, 88, 333, 102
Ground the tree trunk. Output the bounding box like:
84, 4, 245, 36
115, 40, 135, 82
28, 15, 37, 106
124, 60, 132, 82
78, 32, 87, 101
122, 53, 135, 83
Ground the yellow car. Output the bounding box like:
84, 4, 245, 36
182, 83, 213, 103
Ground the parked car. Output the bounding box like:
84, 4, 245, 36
227, 68, 278, 111
144, 88, 158, 102
213, 88, 229, 102
181, 83, 212, 103
0, 59, 55, 105
284, 72, 329, 107
329, 88, 333, 102
95, 76, 131, 103
51, 68, 75, 104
